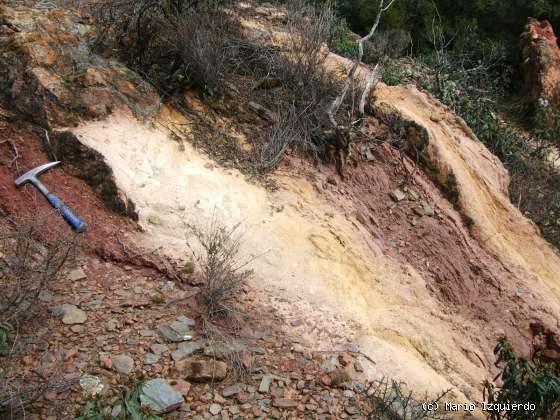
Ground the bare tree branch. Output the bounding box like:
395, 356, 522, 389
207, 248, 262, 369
328, 0, 396, 128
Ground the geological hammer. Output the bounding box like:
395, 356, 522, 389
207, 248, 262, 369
15, 161, 87, 232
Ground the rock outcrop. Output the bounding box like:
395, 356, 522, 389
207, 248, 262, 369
0, 4, 159, 129
373, 83, 560, 296
521, 19, 560, 110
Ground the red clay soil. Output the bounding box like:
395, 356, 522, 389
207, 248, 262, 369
0, 124, 181, 277
310, 124, 560, 361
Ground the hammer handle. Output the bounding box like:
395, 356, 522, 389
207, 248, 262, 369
46, 193, 87, 233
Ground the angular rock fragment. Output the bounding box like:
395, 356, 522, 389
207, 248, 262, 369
390, 189, 405, 202
111, 354, 134, 375
62, 305, 87, 325
171, 341, 204, 362
179, 359, 228, 382
140, 378, 183, 414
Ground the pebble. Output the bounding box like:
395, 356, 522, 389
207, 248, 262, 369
273, 398, 298, 408
390, 189, 406, 202
354, 361, 364, 372
62, 305, 87, 325
259, 374, 273, 393
38, 290, 53, 302
222, 383, 243, 397
150, 343, 169, 355
111, 354, 134, 375
209, 403, 222, 415
170, 379, 191, 397
158, 319, 193, 342
144, 353, 160, 365
69, 268, 87, 281
140, 329, 154, 337
106, 319, 118, 331
181, 359, 228, 382
171, 341, 204, 361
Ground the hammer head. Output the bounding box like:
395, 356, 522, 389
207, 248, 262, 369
15, 161, 60, 187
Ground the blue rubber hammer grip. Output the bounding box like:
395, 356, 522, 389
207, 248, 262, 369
46, 193, 87, 232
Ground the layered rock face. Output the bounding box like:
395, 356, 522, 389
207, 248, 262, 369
521, 19, 560, 111
0, 5, 159, 129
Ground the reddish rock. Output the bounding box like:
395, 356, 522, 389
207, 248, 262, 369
99, 354, 112, 370
169, 379, 191, 397
44, 391, 58, 401
235, 391, 249, 404
22, 355, 34, 367
25, 41, 59, 67
82, 68, 107, 87
273, 398, 298, 408
320, 374, 332, 386
80, 88, 113, 118
521, 19, 560, 110
338, 352, 352, 366
176, 359, 228, 382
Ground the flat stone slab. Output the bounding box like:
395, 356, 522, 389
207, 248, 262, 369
222, 383, 243, 397
180, 359, 228, 382
273, 398, 298, 408
150, 343, 169, 355
259, 374, 273, 393
111, 354, 134, 375
203, 341, 246, 359
69, 268, 87, 281
141, 378, 183, 414
390, 189, 406, 202
62, 305, 87, 325
158, 318, 193, 342
144, 353, 160, 365
171, 341, 204, 362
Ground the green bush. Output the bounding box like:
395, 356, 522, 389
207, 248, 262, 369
483, 339, 560, 420
337, 0, 560, 60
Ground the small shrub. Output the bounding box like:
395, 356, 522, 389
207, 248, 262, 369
0, 215, 78, 328
254, 105, 303, 172
371, 29, 411, 60
359, 377, 450, 419
201, 318, 250, 380
189, 217, 253, 319
91, 0, 236, 94
483, 339, 560, 420
0, 214, 79, 415
176, 9, 242, 94
252, 0, 353, 166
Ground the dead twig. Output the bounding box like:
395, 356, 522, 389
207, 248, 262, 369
0, 139, 20, 172
328, 0, 395, 129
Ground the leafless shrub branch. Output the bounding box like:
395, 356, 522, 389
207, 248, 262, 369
177, 9, 242, 93
328, 0, 396, 129
0, 213, 80, 417
255, 105, 303, 172
0, 213, 79, 325
91, 0, 239, 94
360, 377, 451, 419
201, 318, 250, 381
188, 216, 253, 320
